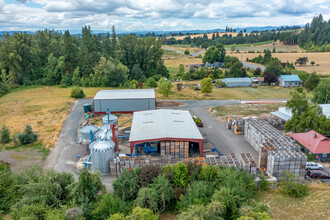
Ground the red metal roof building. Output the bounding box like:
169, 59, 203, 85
289, 130, 330, 161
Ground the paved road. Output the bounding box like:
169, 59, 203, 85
162, 46, 184, 54
44, 98, 115, 191
189, 108, 258, 159
242, 62, 265, 71
191, 49, 205, 57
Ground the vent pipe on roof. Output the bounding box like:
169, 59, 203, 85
314, 133, 317, 138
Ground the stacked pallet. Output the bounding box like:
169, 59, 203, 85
267, 150, 307, 180
109, 153, 258, 176
227, 117, 245, 135
240, 153, 257, 175
244, 120, 299, 153
160, 141, 189, 158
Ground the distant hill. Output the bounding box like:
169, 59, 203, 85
0, 25, 304, 37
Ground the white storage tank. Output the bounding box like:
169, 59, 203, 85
89, 140, 115, 174
102, 114, 118, 125
95, 125, 113, 141
80, 125, 99, 144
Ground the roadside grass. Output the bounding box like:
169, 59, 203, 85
254, 183, 330, 220
212, 103, 286, 117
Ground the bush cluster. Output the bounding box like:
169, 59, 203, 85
17, 125, 38, 145
71, 87, 86, 99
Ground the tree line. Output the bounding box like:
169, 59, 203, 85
0, 26, 169, 97
162, 15, 329, 51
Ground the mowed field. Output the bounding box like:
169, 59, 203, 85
230, 52, 330, 75
164, 56, 203, 75
255, 183, 330, 220
169, 32, 249, 40
226, 41, 303, 52
165, 45, 202, 53
155, 82, 295, 100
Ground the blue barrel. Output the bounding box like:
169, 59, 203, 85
83, 103, 92, 113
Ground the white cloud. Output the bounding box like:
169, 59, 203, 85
1, 0, 330, 32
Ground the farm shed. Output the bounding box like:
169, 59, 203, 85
278, 75, 302, 87
93, 89, 155, 114
289, 130, 330, 162
129, 109, 204, 156
222, 78, 252, 87
271, 104, 330, 121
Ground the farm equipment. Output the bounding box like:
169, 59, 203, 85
133, 142, 158, 156
211, 148, 223, 156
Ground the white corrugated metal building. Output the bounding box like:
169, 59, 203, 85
271, 104, 330, 121
93, 89, 156, 114
129, 109, 204, 156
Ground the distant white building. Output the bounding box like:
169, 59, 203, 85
271, 104, 330, 121
278, 75, 302, 88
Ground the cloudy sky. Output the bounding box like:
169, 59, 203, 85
1, 0, 330, 33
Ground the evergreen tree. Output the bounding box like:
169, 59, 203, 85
0, 125, 10, 144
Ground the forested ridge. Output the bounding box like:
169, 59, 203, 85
163, 15, 330, 51
0, 26, 168, 96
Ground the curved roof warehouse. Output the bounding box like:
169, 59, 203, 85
93, 89, 156, 114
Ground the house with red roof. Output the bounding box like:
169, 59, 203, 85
289, 130, 330, 162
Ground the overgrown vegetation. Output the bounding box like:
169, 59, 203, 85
70, 87, 86, 99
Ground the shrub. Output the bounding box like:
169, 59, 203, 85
113, 169, 140, 201
150, 175, 174, 212
108, 213, 126, 220
17, 125, 38, 145
134, 187, 159, 212
178, 201, 224, 220
280, 171, 309, 198
199, 165, 218, 182
158, 81, 172, 97
65, 207, 84, 220
138, 165, 161, 187
177, 181, 214, 212
304, 72, 320, 90
126, 207, 159, 220
93, 194, 131, 219
212, 187, 240, 219
147, 78, 158, 88
131, 80, 139, 89
184, 49, 190, 55
200, 77, 213, 95
0, 125, 11, 144
70, 87, 85, 99
258, 172, 269, 191
173, 162, 190, 187
186, 162, 202, 182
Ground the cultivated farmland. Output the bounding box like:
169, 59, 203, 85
230, 52, 330, 75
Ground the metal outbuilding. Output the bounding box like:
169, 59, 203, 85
129, 109, 204, 156
93, 89, 156, 114
222, 78, 252, 87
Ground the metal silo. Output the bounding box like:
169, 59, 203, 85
95, 125, 113, 141
102, 114, 118, 125
89, 140, 115, 174
80, 125, 99, 144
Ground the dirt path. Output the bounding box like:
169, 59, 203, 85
0, 150, 44, 172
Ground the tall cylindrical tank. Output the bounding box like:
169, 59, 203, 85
95, 125, 113, 141
102, 114, 118, 125
89, 140, 115, 174
80, 125, 99, 144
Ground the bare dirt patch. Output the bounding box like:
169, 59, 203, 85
0, 150, 44, 172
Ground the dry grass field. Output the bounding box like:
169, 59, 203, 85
230, 52, 330, 75
168, 32, 249, 40
164, 57, 203, 75
165, 45, 201, 53
255, 183, 330, 220
227, 41, 303, 52
0, 87, 74, 149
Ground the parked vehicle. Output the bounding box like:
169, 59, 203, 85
306, 170, 330, 179
306, 162, 323, 170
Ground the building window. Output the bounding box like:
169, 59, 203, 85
323, 153, 327, 157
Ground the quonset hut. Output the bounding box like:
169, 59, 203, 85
93, 89, 156, 114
